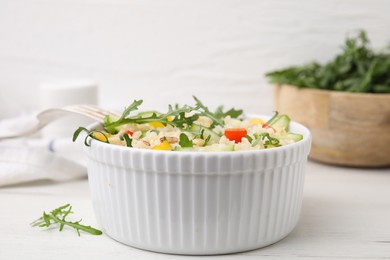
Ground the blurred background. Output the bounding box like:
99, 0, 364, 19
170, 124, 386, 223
0, 0, 389, 116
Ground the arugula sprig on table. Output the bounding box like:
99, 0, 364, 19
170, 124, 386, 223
31, 204, 102, 236
266, 30, 390, 93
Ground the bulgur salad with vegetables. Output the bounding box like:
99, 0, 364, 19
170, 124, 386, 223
73, 97, 303, 152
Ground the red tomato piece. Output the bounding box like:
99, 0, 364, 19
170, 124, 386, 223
224, 128, 247, 143
126, 130, 134, 136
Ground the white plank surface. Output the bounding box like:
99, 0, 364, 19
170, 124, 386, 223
0, 161, 389, 260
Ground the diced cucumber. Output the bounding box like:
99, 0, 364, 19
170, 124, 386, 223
285, 133, 303, 142
174, 146, 197, 152
273, 133, 303, 142
175, 143, 234, 152
190, 124, 201, 131
104, 114, 119, 125
104, 115, 121, 134
199, 144, 234, 152
269, 115, 291, 131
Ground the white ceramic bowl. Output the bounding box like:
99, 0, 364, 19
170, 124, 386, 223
83, 118, 311, 255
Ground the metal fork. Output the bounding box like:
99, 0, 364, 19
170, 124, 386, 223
0, 105, 119, 140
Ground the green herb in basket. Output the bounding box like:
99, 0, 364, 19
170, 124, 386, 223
265, 30, 390, 93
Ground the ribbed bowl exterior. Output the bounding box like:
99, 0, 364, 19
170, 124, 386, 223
84, 121, 311, 255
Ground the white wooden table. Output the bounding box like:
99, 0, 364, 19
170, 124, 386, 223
1, 161, 389, 260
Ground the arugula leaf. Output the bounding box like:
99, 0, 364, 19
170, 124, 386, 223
251, 132, 281, 148
104, 100, 143, 133
192, 96, 244, 127
223, 108, 243, 119
31, 204, 102, 236
214, 105, 243, 119
120, 134, 133, 147
105, 102, 198, 132
72, 128, 110, 147
179, 133, 193, 147
170, 111, 199, 129
260, 133, 281, 148
72, 127, 89, 142
193, 96, 224, 126
120, 100, 143, 119
203, 135, 211, 146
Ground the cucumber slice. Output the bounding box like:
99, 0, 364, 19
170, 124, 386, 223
273, 133, 303, 142
285, 133, 303, 142
104, 115, 121, 134
104, 114, 119, 124
174, 146, 197, 152
199, 144, 234, 152
175, 144, 234, 152
269, 115, 291, 131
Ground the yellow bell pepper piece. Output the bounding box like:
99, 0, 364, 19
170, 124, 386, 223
249, 118, 265, 126
167, 116, 173, 122
149, 122, 165, 129
92, 132, 110, 142
152, 140, 172, 150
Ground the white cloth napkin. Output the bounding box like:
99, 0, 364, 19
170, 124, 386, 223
0, 114, 87, 187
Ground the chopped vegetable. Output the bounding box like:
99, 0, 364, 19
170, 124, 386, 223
152, 140, 172, 151
92, 132, 110, 142
149, 122, 165, 129
249, 118, 265, 126
224, 128, 248, 143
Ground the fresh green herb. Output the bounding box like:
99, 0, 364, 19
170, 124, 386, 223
251, 133, 281, 148
73, 127, 110, 147
199, 129, 212, 146
223, 108, 244, 118
192, 96, 243, 126
72, 127, 89, 142
179, 133, 193, 147
203, 135, 211, 146
169, 110, 199, 129
193, 96, 225, 126
214, 105, 243, 120
120, 100, 144, 120
261, 133, 281, 148
266, 30, 390, 93
246, 135, 253, 143
104, 102, 198, 134
120, 134, 133, 147
102, 97, 241, 135
31, 204, 102, 236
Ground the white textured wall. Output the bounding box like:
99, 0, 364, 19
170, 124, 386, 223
0, 0, 389, 117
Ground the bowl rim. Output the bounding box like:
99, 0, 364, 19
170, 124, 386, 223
82, 114, 312, 157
